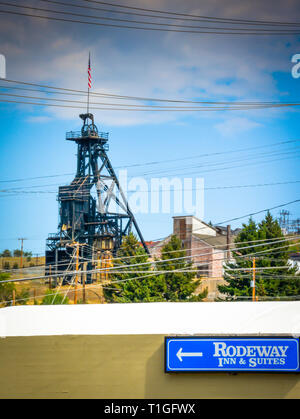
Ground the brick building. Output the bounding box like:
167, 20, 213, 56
149, 215, 235, 300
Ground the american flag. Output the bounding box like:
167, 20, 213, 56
88, 54, 91, 89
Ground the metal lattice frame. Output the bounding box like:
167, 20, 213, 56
46, 113, 149, 282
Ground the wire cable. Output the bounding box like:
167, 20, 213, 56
2, 78, 300, 106
4, 1, 300, 33
2, 236, 298, 284
39, 0, 300, 27
1, 6, 300, 35
1, 138, 300, 184
79, 0, 300, 27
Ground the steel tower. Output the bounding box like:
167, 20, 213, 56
46, 113, 149, 283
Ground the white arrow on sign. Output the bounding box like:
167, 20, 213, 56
176, 347, 203, 362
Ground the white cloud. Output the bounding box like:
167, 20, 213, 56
215, 117, 262, 136
215, 117, 261, 137
26, 115, 52, 123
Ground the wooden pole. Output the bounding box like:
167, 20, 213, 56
83, 262, 87, 304
97, 252, 101, 283
55, 248, 58, 288
20, 240, 23, 269
49, 265, 52, 290
104, 254, 107, 283
12, 289, 15, 306
99, 255, 105, 304
100, 253, 104, 283
226, 225, 231, 261
252, 257, 256, 302
18, 238, 27, 269
74, 243, 79, 305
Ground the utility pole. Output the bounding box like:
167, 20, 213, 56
226, 224, 231, 261
74, 242, 80, 305
83, 262, 87, 304
73, 242, 86, 304
18, 238, 27, 269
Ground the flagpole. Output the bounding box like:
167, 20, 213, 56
87, 52, 91, 114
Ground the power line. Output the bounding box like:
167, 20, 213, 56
0, 87, 297, 111
1, 238, 298, 306
4, 1, 300, 33
38, 0, 300, 27
2, 91, 289, 110
1, 139, 299, 184
131, 148, 300, 177
1, 245, 298, 306
194, 201, 300, 234
1, 6, 300, 35
136, 154, 300, 179
2, 78, 299, 106
151, 199, 300, 241
1, 144, 299, 189
78, 0, 300, 27
0, 138, 299, 184
1, 179, 300, 196
2, 97, 290, 111
2, 281, 300, 306
1, 233, 296, 272
2, 236, 298, 283
79, 235, 300, 265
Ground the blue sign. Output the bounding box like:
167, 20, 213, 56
165, 337, 300, 373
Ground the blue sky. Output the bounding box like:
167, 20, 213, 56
0, 0, 300, 255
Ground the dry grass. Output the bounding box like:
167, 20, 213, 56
0, 256, 45, 270
13, 278, 106, 306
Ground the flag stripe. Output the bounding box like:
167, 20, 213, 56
88, 56, 91, 89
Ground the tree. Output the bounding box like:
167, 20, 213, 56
103, 233, 166, 303
0, 273, 30, 306
24, 251, 32, 261
104, 234, 207, 303
157, 235, 207, 302
13, 249, 21, 257
256, 212, 299, 296
1, 249, 11, 257
218, 213, 300, 299
0, 273, 15, 307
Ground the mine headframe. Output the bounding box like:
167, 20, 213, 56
46, 113, 149, 283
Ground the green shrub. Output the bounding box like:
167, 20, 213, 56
40, 289, 69, 305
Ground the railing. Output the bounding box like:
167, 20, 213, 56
66, 131, 109, 140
